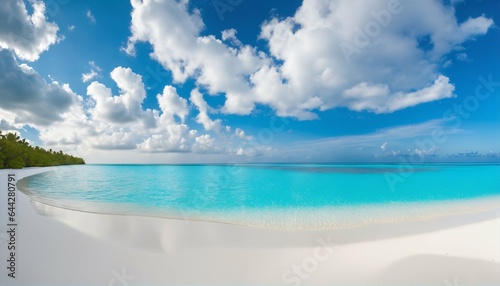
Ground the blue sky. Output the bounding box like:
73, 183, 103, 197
0, 0, 499, 163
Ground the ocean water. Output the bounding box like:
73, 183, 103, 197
18, 164, 500, 229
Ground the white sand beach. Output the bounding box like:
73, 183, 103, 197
1, 168, 499, 285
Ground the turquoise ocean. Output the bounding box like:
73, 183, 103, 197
18, 164, 500, 229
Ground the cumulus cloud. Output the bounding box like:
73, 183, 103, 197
157, 86, 189, 122
82, 61, 101, 82
124, 0, 493, 120
82, 70, 98, 82
343, 75, 455, 113
84, 67, 218, 153
27, 64, 253, 155
258, 0, 491, 117
87, 67, 148, 124
2, 0, 495, 162
0, 49, 77, 126
137, 124, 190, 152
91, 132, 138, 150
37, 92, 141, 151
234, 128, 252, 140
124, 0, 268, 116
0, 0, 60, 61
32, 66, 185, 152
190, 89, 222, 132
192, 134, 218, 153
81, 67, 164, 150
136, 85, 193, 152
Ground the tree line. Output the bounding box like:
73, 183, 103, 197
0, 131, 85, 169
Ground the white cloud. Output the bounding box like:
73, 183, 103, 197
157, 85, 189, 122
381, 142, 388, 151
235, 147, 245, 156
230, 145, 270, 157
258, 0, 492, 117
221, 28, 242, 47
0, 52, 257, 157
137, 124, 190, 153
343, 75, 455, 113
234, 128, 252, 140
86, 10, 96, 24
0, 50, 78, 126
91, 132, 138, 150
33, 65, 254, 155
79, 67, 162, 150
124, 0, 268, 116
456, 52, 469, 62
82, 61, 101, 82
2, 0, 496, 163
124, 0, 493, 120
190, 89, 222, 132
385, 76, 455, 112
82, 70, 98, 82
192, 134, 217, 153
87, 67, 147, 124
36, 66, 187, 153
0, 0, 60, 61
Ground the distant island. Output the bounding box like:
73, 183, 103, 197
0, 131, 85, 169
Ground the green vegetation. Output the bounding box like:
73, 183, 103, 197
0, 131, 85, 169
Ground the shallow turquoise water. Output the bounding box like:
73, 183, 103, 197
18, 164, 500, 228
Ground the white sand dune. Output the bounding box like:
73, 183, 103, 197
1, 168, 499, 285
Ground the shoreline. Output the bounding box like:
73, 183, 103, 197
19, 190, 500, 230
0, 166, 58, 179
1, 167, 499, 284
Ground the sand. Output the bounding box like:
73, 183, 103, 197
0, 167, 499, 285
